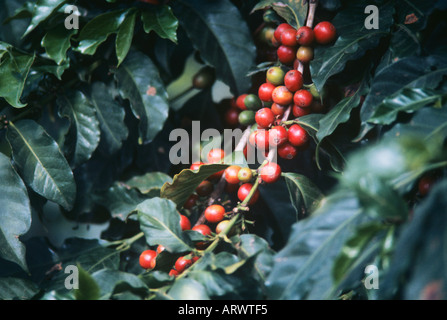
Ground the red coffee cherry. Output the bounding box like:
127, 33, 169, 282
293, 89, 313, 108
296, 46, 314, 63
204, 204, 226, 223
236, 94, 248, 110
190, 161, 204, 171
255, 108, 275, 129
260, 162, 282, 184
174, 256, 193, 273
296, 26, 315, 46
280, 28, 298, 47
258, 82, 276, 102
192, 224, 212, 249
139, 250, 157, 270
224, 165, 241, 185
196, 180, 214, 197
418, 174, 437, 196
180, 214, 191, 230
313, 21, 337, 44
271, 103, 286, 116
292, 104, 311, 117
272, 86, 293, 106
288, 124, 308, 147
278, 142, 298, 160
183, 193, 199, 209
169, 269, 179, 277
274, 23, 294, 42
269, 125, 288, 147
224, 108, 240, 127
277, 45, 297, 65
207, 148, 225, 164
255, 129, 270, 152
284, 70, 303, 92
237, 183, 260, 205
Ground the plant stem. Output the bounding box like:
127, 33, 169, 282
306, 0, 319, 28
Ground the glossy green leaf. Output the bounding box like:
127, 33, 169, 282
141, 5, 178, 43
6, 120, 76, 211
91, 269, 148, 300
57, 90, 100, 167
89, 82, 128, 156
23, 0, 67, 37
172, 0, 256, 95
160, 163, 228, 208
41, 26, 77, 65
115, 50, 169, 144
124, 172, 172, 194
265, 191, 368, 299
137, 197, 193, 253
252, 0, 308, 29
116, 9, 137, 66
0, 153, 32, 272
368, 88, 443, 125
166, 278, 210, 300
74, 264, 101, 300
310, 2, 394, 93
360, 55, 447, 127
283, 172, 324, 217
0, 277, 39, 300
0, 48, 34, 108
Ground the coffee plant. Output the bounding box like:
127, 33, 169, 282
0, 0, 446, 301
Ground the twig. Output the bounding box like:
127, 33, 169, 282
306, 0, 319, 28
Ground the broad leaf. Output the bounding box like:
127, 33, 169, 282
115, 9, 137, 66
0, 47, 34, 108
0, 153, 32, 272
283, 172, 323, 217
172, 0, 256, 95
165, 278, 210, 300
115, 50, 169, 144
91, 269, 148, 300
89, 82, 128, 156
360, 55, 447, 126
141, 5, 178, 43
124, 171, 172, 194
23, 0, 67, 37
160, 163, 228, 208
41, 26, 77, 65
0, 277, 39, 300
6, 120, 76, 210
265, 191, 368, 300
57, 90, 100, 167
310, 2, 394, 93
252, 0, 308, 29
137, 197, 193, 253
74, 264, 101, 300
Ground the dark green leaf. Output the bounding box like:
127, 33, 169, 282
6, 120, 76, 211
166, 278, 210, 300
57, 90, 100, 167
115, 9, 137, 66
124, 171, 172, 194
368, 88, 443, 125
172, 0, 256, 95
23, 0, 67, 36
41, 26, 77, 65
89, 82, 128, 156
310, 2, 394, 93
252, 0, 308, 28
74, 264, 101, 300
0, 153, 32, 272
0, 47, 34, 108
91, 269, 148, 299
141, 5, 178, 43
115, 50, 169, 144
137, 197, 193, 253
160, 163, 228, 208
0, 277, 39, 300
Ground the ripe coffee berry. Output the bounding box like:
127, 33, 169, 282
272, 86, 293, 106
296, 26, 315, 46
237, 167, 253, 183
274, 23, 294, 42
255, 108, 275, 129
288, 124, 308, 147
269, 126, 288, 147
169, 269, 179, 277
314, 21, 337, 44
255, 129, 270, 151
192, 224, 212, 249
139, 250, 157, 270
260, 162, 282, 184
278, 142, 298, 160
293, 89, 313, 108
266, 66, 285, 86
281, 28, 298, 47
196, 180, 213, 196
277, 45, 297, 65
190, 161, 204, 171
183, 193, 199, 209
224, 108, 240, 127
258, 82, 276, 102
237, 183, 260, 205
236, 94, 248, 110
284, 70, 303, 92
224, 165, 241, 184
204, 204, 226, 223
418, 174, 437, 196
180, 214, 191, 230
174, 256, 193, 273
296, 46, 314, 63
271, 103, 286, 116
292, 104, 311, 117
207, 148, 225, 164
